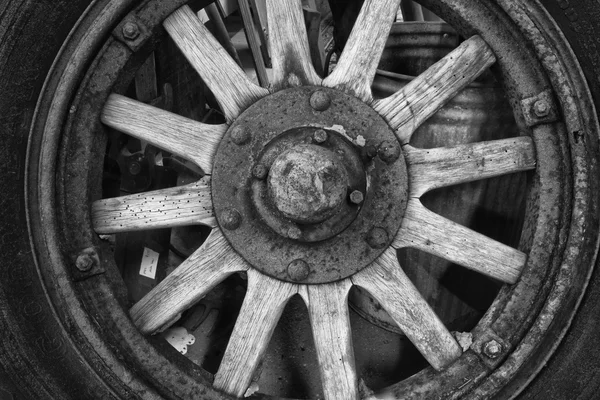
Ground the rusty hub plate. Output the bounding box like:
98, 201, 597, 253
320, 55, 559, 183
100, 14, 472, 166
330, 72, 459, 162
212, 86, 408, 284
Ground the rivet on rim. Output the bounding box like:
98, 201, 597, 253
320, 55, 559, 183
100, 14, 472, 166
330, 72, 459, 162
366, 227, 389, 249
230, 126, 250, 145
287, 259, 310, 281
313, 129, 328, 144
309, 90, 331, 112
220, 209, 242, 230
122, 22, 140, 40
252, 164, 268, 180
76, 252, 95, 272
533, 99, 550, 117
378, 140, 401, 164
483, 339, 503, 359
349, 190, 364, 205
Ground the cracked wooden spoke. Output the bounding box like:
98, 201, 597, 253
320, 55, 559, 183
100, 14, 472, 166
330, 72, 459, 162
373, 35, 496, 143
304, 280, 358, 400
394, 200, 526, 283
163, 5, 269, 121
267, 0, 321, 88
214, 270, 297, 397
323, 0, 402, 102
101, 94, 224, 172
353, 248, 462, 370
406, 136, 536, 197
92, 177, 215, 234
130, 230, 249, 334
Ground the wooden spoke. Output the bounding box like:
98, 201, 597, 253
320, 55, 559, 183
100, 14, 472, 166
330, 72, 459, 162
267, 0, 321, 89
92, 177, 215, 234
353, 248, 462, 370
406, 137, 536, 198
322, 0, 402, 102
373, 36, 496, 143
303, 280, 358, 400
214, 270, 297, 397
130, 230, 248, 334
101, 94, 224, 172
394, 200, 526, 284
163, 5, 269, 121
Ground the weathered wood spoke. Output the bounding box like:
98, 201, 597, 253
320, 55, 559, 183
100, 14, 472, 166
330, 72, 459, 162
303, 280, 358, 400
92, 177, 215, 234
406, 136, 536, 197
163, 5, 269, 121
353, 248, 462, 370
101, 94, 224, 172
267, 0, 321, 89
214, 270, 297, 397
373, 35, 496, 143
130, 230, 249, 334
394, 200, 526, 283
323, 0, 402, 102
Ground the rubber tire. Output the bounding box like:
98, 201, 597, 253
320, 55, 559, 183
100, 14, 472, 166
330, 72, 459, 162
0, 0, 598, 399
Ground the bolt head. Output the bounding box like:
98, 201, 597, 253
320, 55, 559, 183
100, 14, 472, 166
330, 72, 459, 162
287, 259, 310, 281
122, 22, 140, 40
221, 209, 242, 230
287, 226, 302, 240
483, 340, 503, 358
349, 190, 364, 205
533, 99, 550, 118
313, 129, 328, 144
128, 161, 142, 176
230, 126, 250, 145
309, 90, 331, 112
252, 164, 268, 180
76, 254, 94, 272
378, 140, 401, 164
366, 227, 389, 249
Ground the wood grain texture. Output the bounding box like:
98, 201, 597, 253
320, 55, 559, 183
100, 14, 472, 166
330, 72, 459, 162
163, 5, 269, 121
267, 0, 321, 89
238, 0, 269, 86
214, 270, 297, 397
352, 248, 462, 370
373, 35, 496, 143
322, 0, 402, 102
130, 229, 249, 334
393, 199, 526, 283
92, 177, 215, 234
101, 94, 224, 173
406, 137, 536, 197
305, 280, 358, 400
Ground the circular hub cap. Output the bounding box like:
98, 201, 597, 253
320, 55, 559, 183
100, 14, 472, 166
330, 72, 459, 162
212, 86, 408, 283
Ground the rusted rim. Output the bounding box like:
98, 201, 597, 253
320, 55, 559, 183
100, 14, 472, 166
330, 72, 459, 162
25, 0, 600, 399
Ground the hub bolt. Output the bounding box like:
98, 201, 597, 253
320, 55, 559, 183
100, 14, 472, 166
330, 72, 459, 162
287, 226, 302, 240
533, 99, 550, 118
366, 227, 389, 249
483, 340, 503, 359
76, 252, 95, 272
350, 190, 364, 205
230, 126, 250, 145
221, 209, 242, 230
287, 259, 310, 281
122, 22, 140, 40
252, 164, 268, 180
309, 90, 331, 112
378, 140, 401, 164
313, 129, 328, 144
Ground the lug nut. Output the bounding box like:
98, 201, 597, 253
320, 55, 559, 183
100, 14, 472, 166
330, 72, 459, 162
309, 90, 331, 112
287, 259, 310, 281
533, 99, 550, 118
366, 227, 389, 249
287, 226, 302, 240
252, 164, 268, 180
378, 140, 401, 164
220, 209, 242, 230
313, 129, 328, 144
230, 126, 250, 145
483, 339, 503, 359
76, 253, 94, 272
122, 22, 140, 40
350, 190, 364, 205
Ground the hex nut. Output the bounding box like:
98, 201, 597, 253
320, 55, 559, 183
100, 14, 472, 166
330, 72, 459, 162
533, 99, 550, 118
122, 22, 140, 40
366, 227, 389, 249
349, 190, 364, 205
287, 259, 310, 281
483, 339, 503, 359
313, 129, 328, 144
230, 126, 250, 145
220, 209, 242, 230
309, 90, 331, 111
76, 253, 94, 272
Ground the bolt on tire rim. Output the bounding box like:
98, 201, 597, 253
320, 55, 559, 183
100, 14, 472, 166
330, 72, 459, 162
27, 0, 600, 399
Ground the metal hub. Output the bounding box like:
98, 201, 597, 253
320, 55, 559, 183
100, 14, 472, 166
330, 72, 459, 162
212, 86, 408, 283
